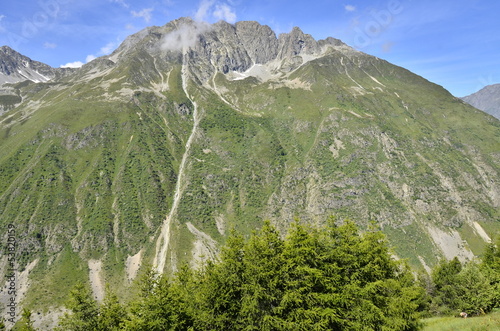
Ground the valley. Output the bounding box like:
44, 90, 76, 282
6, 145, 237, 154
0, 17, 499, 329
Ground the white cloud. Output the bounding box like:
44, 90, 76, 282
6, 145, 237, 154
0, 14, 5, 32
110, 0, 129, 8
161, 21, 210, 52
43, 42, 57, 49
61, 61, 84, 68
213, 3, 236, 23
131, 8, 153, 23
161, 0, 238, 53
60, 53, 98, 68
194, 0, 237, 23
194, 0, 215, 21
345, 5, 356, 12
100, 42, 116, 55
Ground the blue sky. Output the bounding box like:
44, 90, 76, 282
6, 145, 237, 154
0, 0, 498, 97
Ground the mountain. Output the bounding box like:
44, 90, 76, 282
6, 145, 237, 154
0, 46, 73, 114
1, 18, 499, 328
0, 46, 58, 85
461, 84, 500, 119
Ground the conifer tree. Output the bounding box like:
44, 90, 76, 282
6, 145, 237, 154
481, 235, 500, 307
57, 217, 428, 330
195, 230, 246, 330
239, 221, 286, 330
272, 221, 344, 330
99, 287, 125, 330
454, 263, 494, 315
56, 282, 99, 331
123, 266, 195, 330
430, 257, 495, 316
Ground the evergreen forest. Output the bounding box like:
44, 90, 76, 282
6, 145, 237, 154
7, 218, 500, 331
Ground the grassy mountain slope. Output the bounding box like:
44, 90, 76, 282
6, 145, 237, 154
0, 19, 499, 326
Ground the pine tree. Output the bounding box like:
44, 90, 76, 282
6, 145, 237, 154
195, 230, 246, 330
239, 221, 286, 330
272, 221, 344, 330
454, 263, 494, 315
481, 235, 500, 307
430, 257, 496, 316
56, 282, 99, 331
68, 217, 425, 330
99, 286, 125, 330
123, 267, 195, 330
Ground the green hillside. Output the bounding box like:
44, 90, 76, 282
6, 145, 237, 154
0, 18, 499, 327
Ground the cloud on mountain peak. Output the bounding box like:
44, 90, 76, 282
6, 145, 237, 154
194, 0, 236, 23
213, 3, 236, 23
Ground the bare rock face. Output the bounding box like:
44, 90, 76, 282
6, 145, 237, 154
0, 46, 72, 85
201, 20, 254, 74
277, 26, 321, 59
235, 21, 279, 64
104, 18, 349, 85
461, 84, 500, 120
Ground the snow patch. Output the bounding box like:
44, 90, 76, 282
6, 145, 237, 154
228, 63, 280, 82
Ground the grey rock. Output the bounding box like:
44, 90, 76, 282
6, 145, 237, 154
235, 21, 278, 64
461, 84, 500, 119
277, 26, 321, 59
0, 46, 74, 86
104, 19, 351, 84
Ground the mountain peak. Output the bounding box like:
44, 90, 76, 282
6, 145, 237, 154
104, 18, 350, 86
0, 45, 14, 52
461, 84, 500, 119
0, 46, 73, 86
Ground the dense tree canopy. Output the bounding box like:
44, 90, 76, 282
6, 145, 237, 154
51, 219, 426, 330
421, 234, 500, 318
13, 220, 500, 330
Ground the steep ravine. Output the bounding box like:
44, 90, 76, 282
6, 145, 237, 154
154, 52, 200, 274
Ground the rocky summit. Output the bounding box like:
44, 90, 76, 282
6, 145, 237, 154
461, 83, 500, 120
0, 17, 499, 328
0, 46, 73, 114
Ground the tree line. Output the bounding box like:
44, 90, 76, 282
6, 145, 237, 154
9, 218, 500, 330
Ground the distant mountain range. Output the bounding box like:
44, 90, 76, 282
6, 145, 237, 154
0, 17, 499, 329
0, 46, 73, 113
461, 84, 500, 119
